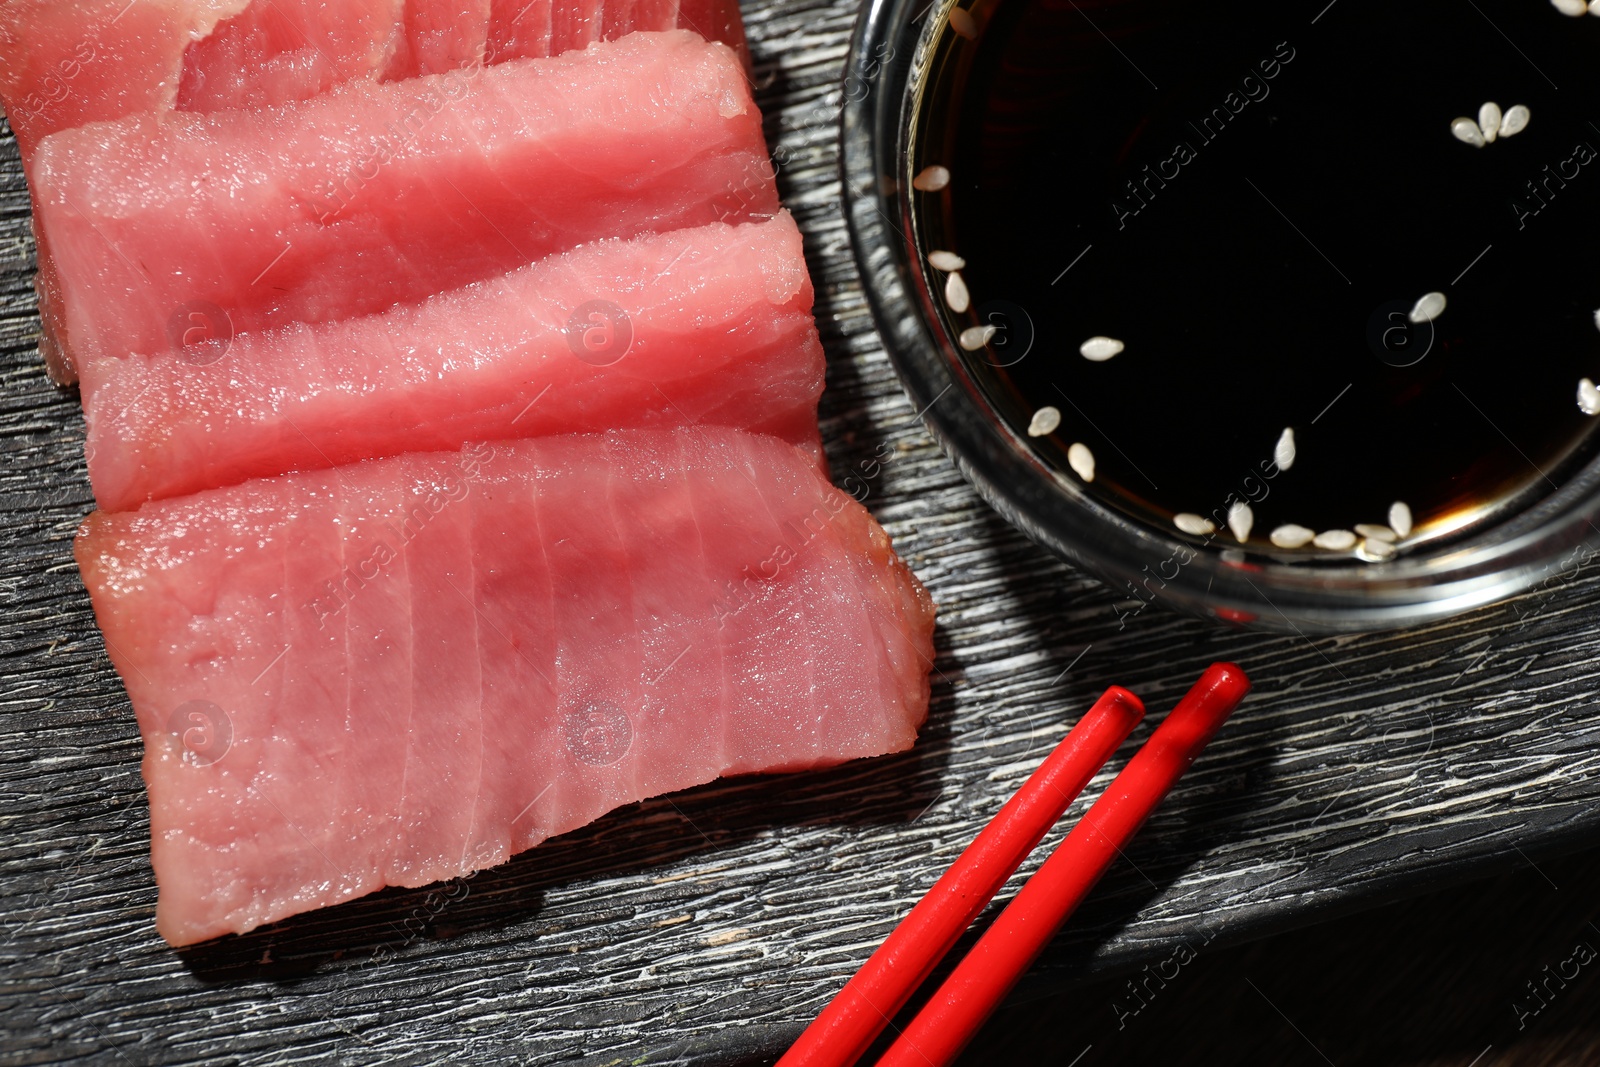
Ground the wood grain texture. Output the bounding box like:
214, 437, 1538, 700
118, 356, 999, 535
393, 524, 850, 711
5, 2, 1600, 1064
960, 847, 1600, 1066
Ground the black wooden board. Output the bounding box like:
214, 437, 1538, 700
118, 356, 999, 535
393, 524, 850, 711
6, 2, 1600, 1064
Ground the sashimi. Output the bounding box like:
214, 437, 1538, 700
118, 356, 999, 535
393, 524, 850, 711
1, 0, 403, 384
4, 4, 753, 383
76, 427, 937, 946
0, 0, 249, 157
176, 0, 408, 111
0, 0, 749, 153
485, 0, 748, 66
33, 30, 778, 374
395, 0, 491, 76
547, 0, 602, 54
29, 219, 71, 384
0, 0, 402, 155
81, 214, 824, 511
671, 0, 750, 71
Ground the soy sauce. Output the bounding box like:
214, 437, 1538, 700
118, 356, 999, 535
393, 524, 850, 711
914, 0, 1600, 548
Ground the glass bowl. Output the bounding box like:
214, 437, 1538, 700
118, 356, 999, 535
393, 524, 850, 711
839, 0, 1600, 633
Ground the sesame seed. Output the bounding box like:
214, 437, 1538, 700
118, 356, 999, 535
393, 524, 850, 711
1270, 524, 1315, 549
944, 271, 970, 313
1408, 291, 1447, 324
1389, 501, 1413, 538
1579, 377, 1600, 416
1553, 0, 1586, 16
1227, 501, 1254, 543
928, 250, 966, 271
912, 165, 951, 192
959, 324, 997, 350
1079, 336, 1124, 362
1500, 104, 1530, 138
948, 6, 978, 38
1067, 442, 1095, 482
1451, 117, 1486, 148
1027, 406, 1061, 437
1174, 513, 1215, 536
1478, 101, 1502, 143
1357, 538, 1396, 562
1273, 427, 1296, 471
1354, 523, 1398, 543
1313, 529, 1358, 551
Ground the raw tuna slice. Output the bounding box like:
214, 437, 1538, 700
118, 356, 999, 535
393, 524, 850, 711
396, 0, 492, 76
29, 221, 72, 385
671, 0, 750, 70
483, 0, 747, 66
547, 0, 602, 54
0, 0, 749, 153
0, 0, 403, 155
3, 5, 752, 383
81, 214, 823, 511
175, 0, 408, 111
1, 0, 404, 385
0, 0, 247, 157
485, 0, 555, 59
388, 0, 755, 107
76, 427, 937, 946
33, 30, 776, 374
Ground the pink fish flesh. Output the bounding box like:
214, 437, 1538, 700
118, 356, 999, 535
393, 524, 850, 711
395, 0, 493, 77
33, 30, 776, 375
81, 214, 823, 511
76, 427, 936, 946
176, 0, 409, 111
0, 0, 751, 153
3, 4, 753, 384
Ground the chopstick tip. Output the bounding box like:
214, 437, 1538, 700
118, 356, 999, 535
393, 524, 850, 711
1102, 684, 1145, 719
1204, 661, 1251, 699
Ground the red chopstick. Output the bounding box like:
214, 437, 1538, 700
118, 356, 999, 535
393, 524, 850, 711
777, 686, 1147, 1067
874, 662, 1251, 1067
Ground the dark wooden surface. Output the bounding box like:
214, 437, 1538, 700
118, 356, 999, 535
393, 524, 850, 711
6, 2, 1600, 1065
959, 845, 1600, 1067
